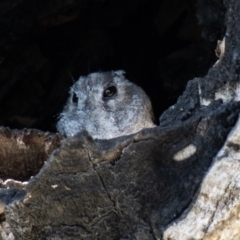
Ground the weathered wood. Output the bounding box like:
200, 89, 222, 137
4, 101, 240, 239
163, 116, 240, 240
0, 0, 239, 239
162, 0, 240, 238
0, 128, 62, 239
0, 128, 62, 181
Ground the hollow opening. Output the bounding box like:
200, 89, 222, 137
0, 0, 226, 131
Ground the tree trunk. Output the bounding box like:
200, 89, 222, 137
1, 0, 240, 239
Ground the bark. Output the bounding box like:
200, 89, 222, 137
0, 0, 240, 239
0, 128, 62, 181
5, 103, 240, 239
0, 128, 62, 240
163, 117, 240, 239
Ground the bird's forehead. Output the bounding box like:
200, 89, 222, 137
88, 72, 115, 86
74, 72, 119, 93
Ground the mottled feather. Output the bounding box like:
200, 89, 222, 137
57, 70, 155, 139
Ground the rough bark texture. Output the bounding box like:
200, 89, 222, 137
0, 128, 62, 181
0, 128, 62, 239
163, 117, 240, 239
0, 0, 239, 239
162, 0, 240, 238
4, 101, 240, 239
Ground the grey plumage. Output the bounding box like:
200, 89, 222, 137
57, 70, 155, 139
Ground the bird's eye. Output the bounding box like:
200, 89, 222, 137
103, 86, 117, 99
72, 92, 78, 103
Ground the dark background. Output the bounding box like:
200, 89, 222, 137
0, 0, 225, 132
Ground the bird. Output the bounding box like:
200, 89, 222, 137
57, 70, 155, 139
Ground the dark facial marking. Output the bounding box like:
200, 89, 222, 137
72, 92, 78, 103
